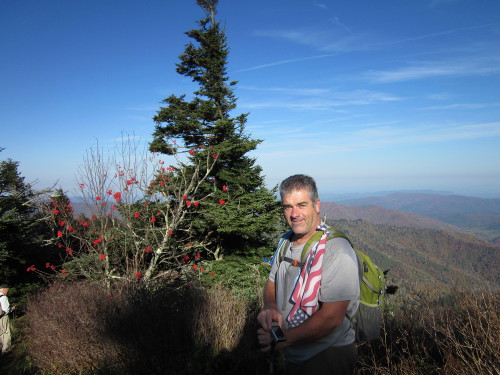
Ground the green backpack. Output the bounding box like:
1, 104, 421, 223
276, 227, 391, 342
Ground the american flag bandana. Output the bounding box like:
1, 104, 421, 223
287, 224, 330, 328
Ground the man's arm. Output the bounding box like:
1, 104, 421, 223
257, 280, 283, 330
257, 280, 286, 352
275, 300, 349, 351
263, 279, 276, 309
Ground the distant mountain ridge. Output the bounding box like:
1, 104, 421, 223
320, 194, 500, 292
326, 219, 499, 291
320, 189, 454, 202
335, 193, 500, 243
321, 202, 460, 232
338, 192, 500, 214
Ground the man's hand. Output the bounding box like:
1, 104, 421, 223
257, 281, 284, 351
257, 308, 285, 352
257, 327, 273, 352
257, 308, 283, 331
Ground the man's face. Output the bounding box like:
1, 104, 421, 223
1, 288, 8, 295
282, 188, 320, 240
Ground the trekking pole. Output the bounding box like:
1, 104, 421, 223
267, 352, 274, 375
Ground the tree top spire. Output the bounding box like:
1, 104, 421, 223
196, 0, 218, 24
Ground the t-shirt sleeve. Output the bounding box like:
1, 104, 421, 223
268, 257, 278, 282
318, 238, 360, 304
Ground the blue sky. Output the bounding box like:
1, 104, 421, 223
1, 0, 499, 199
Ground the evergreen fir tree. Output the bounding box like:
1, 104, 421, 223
0, 152, 52, 283
149, 1, 280, 257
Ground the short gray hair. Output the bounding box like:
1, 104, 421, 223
279, 174, 319, 202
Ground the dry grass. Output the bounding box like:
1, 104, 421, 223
24, 280, 267, 375
193, 287, 248, 353
428, 291, 499, 375
25, 281, 131, 374
356, 289, 499, 375
22, 280, 499, 375
25, 280, 203, 374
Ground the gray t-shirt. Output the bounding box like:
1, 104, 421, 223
269, 236, 360, 363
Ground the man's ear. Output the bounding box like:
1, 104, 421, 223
315, 199, 321, 214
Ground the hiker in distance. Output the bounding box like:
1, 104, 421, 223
0, 284, 16, 354
257, 174, 360, 375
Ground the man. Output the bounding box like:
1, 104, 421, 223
0, 284, 15, 354
257, 175, 360, 374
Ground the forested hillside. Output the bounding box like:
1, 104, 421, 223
321, 202, 459, 232
326, 219, 499, 293
338, 192, 500, 243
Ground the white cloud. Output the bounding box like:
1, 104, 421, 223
237, 54, 339, 72
353, 121, 500, 146
253, 121, 500, 162
365, 59, 500, 83
240, 86, 330, 95
251, 28, 371, 54
419, 102, 500, 110
329, 16, 352, 33
253, 29, 326, 47
427, 93, 453, 101
240, 88, 401, 110
313, 1, 327, 9
387, 24, 493, 44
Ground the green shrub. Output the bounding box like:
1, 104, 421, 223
198, 253, 271, 303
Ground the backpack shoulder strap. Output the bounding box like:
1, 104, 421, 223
297, 226, 351, 263
278, 229, 324, 268
278, 227, 356, 267
299, 230, 325, 263
272, 230, 293, 266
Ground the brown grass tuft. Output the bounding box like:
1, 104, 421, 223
193, 286, 247, 353
356, 288, 499, 375
23, 280, 498, 375
24, 280, 268, 374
